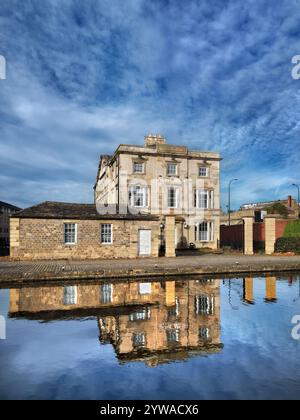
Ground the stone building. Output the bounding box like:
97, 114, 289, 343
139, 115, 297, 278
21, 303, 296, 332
95, 134, 221, 250
10, 202, 159, 260
9, 278, 222, 365
0, 201, 21, 256
10, 133, 221, 260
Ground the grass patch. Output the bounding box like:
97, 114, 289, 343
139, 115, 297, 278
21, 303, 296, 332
283, 220, 300, 238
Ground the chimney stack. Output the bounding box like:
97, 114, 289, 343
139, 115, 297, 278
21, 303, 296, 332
288, 195, 293, 208
144, 133, 166, 148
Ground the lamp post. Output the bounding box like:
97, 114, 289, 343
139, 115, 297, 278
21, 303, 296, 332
291, 183, 300, 217
228, 179, 239, 226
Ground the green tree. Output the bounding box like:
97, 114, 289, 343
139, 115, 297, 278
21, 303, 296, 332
264, 202, 288, 218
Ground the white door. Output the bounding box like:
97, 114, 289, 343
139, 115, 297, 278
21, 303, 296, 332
139, 230, 152, 256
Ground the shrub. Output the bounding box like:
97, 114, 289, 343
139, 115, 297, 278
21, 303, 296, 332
264, 202, 288, 218
283, 220, 300, 238
275, 237, 300, 254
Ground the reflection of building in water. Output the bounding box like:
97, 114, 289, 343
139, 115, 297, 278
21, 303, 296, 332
9, 279, 222, 366
243, 277, 254, 304
223, 276, 278, 306
265, 277, 277, 303
9, 281, 162, 316
242, 276, 277, 304
98, 279, 222, 366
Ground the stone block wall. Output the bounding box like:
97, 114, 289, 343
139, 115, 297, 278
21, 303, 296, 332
10, 218, 160, 260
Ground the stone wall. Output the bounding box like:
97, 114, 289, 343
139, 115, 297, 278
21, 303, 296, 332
10, 217, 160, 260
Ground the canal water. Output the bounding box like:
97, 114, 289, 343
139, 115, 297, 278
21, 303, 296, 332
0, 274, 300, 400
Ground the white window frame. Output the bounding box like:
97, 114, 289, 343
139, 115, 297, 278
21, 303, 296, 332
129, 308, 151, 322
133, 162, 145, 174
101, 224, 113, 244
199, 327, 211, 341
167, 163, 178, 176
195, 189, 214, 209
195, 221, 214, 242
167, 187, 178, 208
132, 332, 146, 347
166, 328, 180, 343
129, 185, 148, 208
195, 295, 215, 315
64, 223, 77, 245
139, 282, 152, 295
63, 286, 77, 305
199, 166, 209, 177
100, 283, 113, 304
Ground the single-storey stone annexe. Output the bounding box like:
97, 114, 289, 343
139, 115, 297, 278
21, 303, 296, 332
10, 202, 161, 260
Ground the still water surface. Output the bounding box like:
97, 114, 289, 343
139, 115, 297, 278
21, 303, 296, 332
0, 274, 300, 400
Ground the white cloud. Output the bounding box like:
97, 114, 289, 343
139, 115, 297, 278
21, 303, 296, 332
0, 0, 300, 208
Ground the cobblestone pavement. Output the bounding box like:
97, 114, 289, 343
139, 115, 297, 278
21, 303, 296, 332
1, 254, 300, 285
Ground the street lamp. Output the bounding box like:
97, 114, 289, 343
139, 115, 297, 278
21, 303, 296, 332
291, 183, 300, 218
228, 179, 239, 226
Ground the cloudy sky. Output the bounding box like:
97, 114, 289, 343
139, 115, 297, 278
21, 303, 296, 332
1, 0, 300, 210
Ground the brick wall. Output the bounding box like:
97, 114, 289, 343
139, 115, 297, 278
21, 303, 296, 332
10, 218, 160, 260
220, 219, 293, 252
276, 220, 290, 239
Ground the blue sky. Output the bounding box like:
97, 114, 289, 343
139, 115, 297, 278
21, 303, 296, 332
0, 0, 300, 210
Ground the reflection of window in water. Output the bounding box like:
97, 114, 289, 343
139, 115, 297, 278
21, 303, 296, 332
166, 329, 180, 344
195, 295, 215, 315
167, 297, 180, 320
129, 308, 151, 322
63, 286, 77, 305
132, 332, 146, 348
100, 284, 113, 304
139, 283, 152, 295
0, 315, 5, 340
199, 327, 211, 342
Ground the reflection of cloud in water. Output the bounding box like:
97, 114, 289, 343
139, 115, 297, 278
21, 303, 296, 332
0, 276, 300, 399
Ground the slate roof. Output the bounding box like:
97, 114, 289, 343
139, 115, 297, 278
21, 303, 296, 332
11, 201, 158, 221
0, 201, 22, 211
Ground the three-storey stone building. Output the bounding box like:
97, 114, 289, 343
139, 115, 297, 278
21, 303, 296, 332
10, 133, 221, 260
95, 134, 221, 250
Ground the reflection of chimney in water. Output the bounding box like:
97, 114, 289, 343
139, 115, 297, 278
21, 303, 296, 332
265, 277, 277, 302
